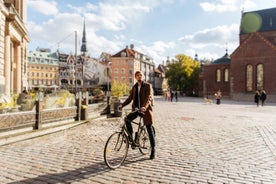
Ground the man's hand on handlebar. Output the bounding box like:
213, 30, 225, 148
140, 107, 146, 112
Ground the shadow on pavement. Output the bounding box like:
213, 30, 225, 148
8, 153, 150, 183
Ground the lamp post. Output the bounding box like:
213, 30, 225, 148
74, 30, 77, 93
107, 61, 111, 95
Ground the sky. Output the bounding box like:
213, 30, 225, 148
27, 0, 276, 65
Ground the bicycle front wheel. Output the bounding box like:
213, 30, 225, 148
104, 132, 129, 169
138, 128, 151, 155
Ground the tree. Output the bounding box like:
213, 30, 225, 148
165, 54, 201, 96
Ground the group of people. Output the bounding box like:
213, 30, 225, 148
254, 90, 267, 107
164, 90, 178, 102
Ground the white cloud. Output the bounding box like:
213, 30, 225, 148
179, 24, 239, 59
137, 41, 176, 64
200, 0, 239, 13
199, 0, 259, 13
28, 0, 58, 15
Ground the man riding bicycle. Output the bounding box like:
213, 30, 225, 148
118, 71, 156, 159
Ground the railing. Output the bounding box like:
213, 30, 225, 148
0, 91, 107, 138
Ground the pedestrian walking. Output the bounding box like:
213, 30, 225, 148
214, 90, 222, 105
254, 90, 260, 107
170, 90, 174, 102
175, 91, 178, 102
166, 90, 171, 102
260, 90, 267, 106
119, 71, 156, 159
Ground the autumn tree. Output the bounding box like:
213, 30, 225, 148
165, 54, 201, 96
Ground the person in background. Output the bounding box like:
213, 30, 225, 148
175, 91, 178, 102
214, 90, 222, 105
254, 90, 260, 107
170, 90, 174, 102
260, 90, 267, 106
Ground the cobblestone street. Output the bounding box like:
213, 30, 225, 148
0, 97, 276, 184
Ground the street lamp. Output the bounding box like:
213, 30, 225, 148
74, 30, 77, 93
107, 61, 111, 95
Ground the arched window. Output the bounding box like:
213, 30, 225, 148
224, 68, 229, 82
256, 64, 263, 90
216, 69, 221, 82
246, 65, 253, 91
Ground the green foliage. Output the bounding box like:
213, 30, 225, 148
111, 81, 129, 98
165, 54, 201, 95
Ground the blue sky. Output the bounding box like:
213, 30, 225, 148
27, 0, 276, 65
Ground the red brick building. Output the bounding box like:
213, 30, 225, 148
199, 52, 230, 98
200, 7, 276, 102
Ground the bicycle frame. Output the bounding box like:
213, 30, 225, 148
122, 114, 143, 147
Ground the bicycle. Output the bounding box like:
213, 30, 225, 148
104, 108, 153, 169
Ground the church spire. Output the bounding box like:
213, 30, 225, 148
81, 19, 88, 55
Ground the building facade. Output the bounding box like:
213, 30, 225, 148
199, 51, 230, 97
27, 48, 59, 89
110, 44, 155, 88
231, 7, 276, 102
200, 7, 276, 102
0, 0, 29, 95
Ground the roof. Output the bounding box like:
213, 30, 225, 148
212, 52, 230, 64
28, 50, 59, 65
240, 7, 276, 34
157, 64, 167, 73
112, 45, 142, 58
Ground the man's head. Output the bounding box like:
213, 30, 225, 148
135, 71, 143, 82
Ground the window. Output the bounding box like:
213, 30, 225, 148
224, 68, 229, 82
256, 64, 263, 90
114, 68, 118, 74
121, 68, 125, 74
216, 69, 221, 82
246, 65, 253, 91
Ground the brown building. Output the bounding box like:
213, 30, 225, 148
199, 51, 230, 98
200, 7, 276, 102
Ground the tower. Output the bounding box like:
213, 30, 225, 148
80, 19, 88, 55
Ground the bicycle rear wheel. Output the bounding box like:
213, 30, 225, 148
104, 132, 129, 169
138, 128, 151, 155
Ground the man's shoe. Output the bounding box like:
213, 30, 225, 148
131, 143, 136, 149
150, 148, 155, 159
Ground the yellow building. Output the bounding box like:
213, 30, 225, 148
0, 0, 29, 95
27, 48, 59, 89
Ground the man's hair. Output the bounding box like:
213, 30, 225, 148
135, 71, 142, 77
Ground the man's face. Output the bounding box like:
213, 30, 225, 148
135, 73, 143, 82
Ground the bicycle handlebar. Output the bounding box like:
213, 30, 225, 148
117, 107, 144, 116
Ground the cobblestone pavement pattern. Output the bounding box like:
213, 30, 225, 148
0, 97, 276, 184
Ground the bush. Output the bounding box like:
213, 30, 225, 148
111, 81, 129, 99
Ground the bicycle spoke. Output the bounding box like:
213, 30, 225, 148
104, 132, 129, 169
